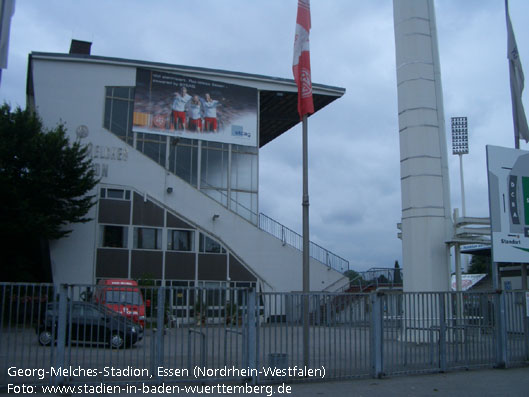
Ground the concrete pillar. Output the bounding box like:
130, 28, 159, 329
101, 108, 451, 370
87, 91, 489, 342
393, 0, 453, 292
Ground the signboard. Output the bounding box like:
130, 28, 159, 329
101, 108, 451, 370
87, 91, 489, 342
450, 273, 486, 291
132, 68, 258, 146
487, 145, 529, 263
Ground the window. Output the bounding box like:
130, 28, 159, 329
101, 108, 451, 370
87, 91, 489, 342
199, 233, 226, 254
100, 188, 130, 200
167, 229, 194, 252
104, 87, 134, 145
105, 290, 143, 305
133, 227, 162, 250
168, 138, 198, 186
136, 132, 167, 167
100, 225, 128, 248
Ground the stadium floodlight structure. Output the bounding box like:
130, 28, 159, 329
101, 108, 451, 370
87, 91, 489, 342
393, 0, 453, 293
452, 117, 469, 217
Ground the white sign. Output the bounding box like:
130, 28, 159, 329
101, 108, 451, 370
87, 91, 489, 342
487, 145, 529, 263
450, 274, 487, 291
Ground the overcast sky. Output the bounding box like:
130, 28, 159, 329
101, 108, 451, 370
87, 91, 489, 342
1, 0, 528, 273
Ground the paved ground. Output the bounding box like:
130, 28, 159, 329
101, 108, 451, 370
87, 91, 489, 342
1, 366, 529, 396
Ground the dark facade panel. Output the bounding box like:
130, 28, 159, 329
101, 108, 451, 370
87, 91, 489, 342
198, 254, 227, 281
132, 192, 164, 226
166, 212, 193, 229
96, 248, 129, 278
131, 250, 163, 279
165, 252, 195, 280
229, 254, 256, 282
98, 199, 131, 225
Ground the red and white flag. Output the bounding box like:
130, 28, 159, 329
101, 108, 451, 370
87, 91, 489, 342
292, 0, 314, 118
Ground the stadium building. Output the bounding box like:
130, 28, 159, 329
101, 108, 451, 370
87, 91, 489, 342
26, 40, 348, 293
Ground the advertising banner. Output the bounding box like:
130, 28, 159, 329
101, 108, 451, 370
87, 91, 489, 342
132, 68, 258, 146
487, 145, 529, 263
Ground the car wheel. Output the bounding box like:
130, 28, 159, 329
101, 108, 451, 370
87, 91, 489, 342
38, 329, 53, 346
109, 332, 124, 349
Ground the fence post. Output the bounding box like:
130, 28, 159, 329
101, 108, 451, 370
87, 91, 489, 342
438, 293, 447, 372
370, 292, 383, 378
525, 291, 529, 361
494, 290, 507, 368
156, 286, 165, 381
54, 284, 68, 386
246, 288, 257, 383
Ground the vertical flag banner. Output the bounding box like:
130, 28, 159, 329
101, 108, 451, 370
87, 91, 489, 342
506, 0, 529, 144
293, 0, 314, 118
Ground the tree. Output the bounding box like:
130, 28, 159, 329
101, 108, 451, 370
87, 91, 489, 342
393, 260, 402, 284
468, 254, 491, 275
0, 104, 98, 281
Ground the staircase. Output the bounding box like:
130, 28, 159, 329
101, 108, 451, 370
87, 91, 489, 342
99, 126, 349, 293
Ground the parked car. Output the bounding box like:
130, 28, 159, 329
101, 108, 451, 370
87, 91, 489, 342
36, 301, 143, 348
93, 279, 147, 328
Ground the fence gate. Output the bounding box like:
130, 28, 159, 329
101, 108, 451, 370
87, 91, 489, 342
1, 283, 528, 389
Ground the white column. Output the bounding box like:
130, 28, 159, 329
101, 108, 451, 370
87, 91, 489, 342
393, 0, 453, 292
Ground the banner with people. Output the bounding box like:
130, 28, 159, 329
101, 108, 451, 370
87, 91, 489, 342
132, 68, 258, 147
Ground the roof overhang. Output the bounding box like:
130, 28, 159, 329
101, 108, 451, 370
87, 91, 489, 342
28, 52, 345, 148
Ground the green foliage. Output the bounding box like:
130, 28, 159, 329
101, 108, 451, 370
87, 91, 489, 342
393, 260, 403, 284
468, 255, 491, 275
0, 104, 98, 281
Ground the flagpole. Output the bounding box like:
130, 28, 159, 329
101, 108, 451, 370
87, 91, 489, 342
302, 114, 310, 369
293, 0, 313, 370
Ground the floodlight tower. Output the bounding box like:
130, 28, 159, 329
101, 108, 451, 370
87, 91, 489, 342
393, 0, 453, 292
451, 117, 469, 217
451, 116, 469, 284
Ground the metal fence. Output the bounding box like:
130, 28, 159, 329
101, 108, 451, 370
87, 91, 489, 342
1, 283, 528, 389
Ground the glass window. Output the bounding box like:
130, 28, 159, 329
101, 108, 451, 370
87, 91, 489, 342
107, 189, 124, 199
134, 227, 162, 250
101, 188, 130, 201
199, 233, 226, 254
230, 191, 258, 224
136, 133, 167, 168
201, 143, 228, 190
169, 138, 198, 186
105, 290, 143, 305
100, 225, 128, 248
167, 229, 194, 251
231, 150, 257, 191
103, 86, 134, 144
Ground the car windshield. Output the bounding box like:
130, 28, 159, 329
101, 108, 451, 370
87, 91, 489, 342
105, 290, 143, 305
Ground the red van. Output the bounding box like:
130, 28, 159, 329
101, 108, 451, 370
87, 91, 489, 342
94, 279, 147, 328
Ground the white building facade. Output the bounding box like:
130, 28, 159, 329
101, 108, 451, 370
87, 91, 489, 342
27, 44, 348, 293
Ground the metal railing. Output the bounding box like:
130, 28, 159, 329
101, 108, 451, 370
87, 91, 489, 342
2, 283, 527, 389
258, 213, 350, 272
122, 129, 349, 273
348, 267, 403, 292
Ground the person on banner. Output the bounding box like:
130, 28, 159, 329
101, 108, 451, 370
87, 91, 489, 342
203, 93, 221, 132
187, 95, 203, 132
171, 87, 191, 130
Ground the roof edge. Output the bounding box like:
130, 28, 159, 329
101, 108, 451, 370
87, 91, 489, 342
29, 52, 345, 97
